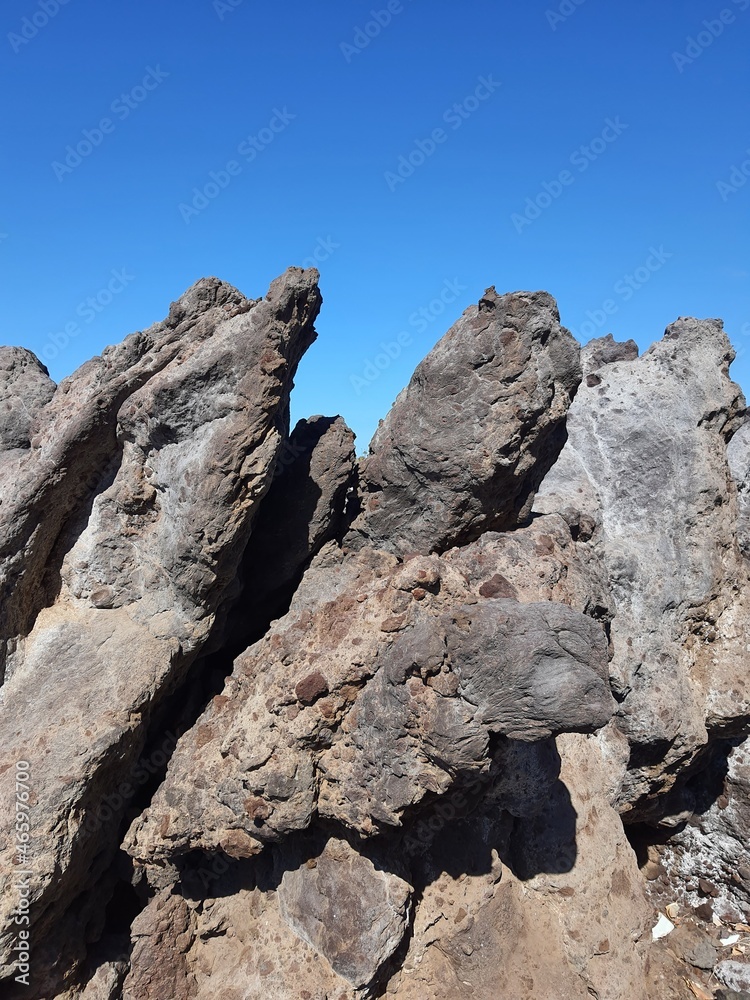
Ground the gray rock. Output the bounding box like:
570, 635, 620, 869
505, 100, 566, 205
670, 921, 719, 970
582, 332, 638, 374
236, 414, 356, 639
728, 418, 750, 559
0, 268, 321, 989
659, 737, 750, 922
717, 960, 750, 994
534, 316, 749, 814
278, 837, 412, 989
0, 347, 55, 452
348, 287, 581, 556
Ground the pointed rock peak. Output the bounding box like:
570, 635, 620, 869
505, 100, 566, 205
164, 268, 322, 337
166, 276, 249, 327
478, 286, 562, 318
347, 285, 581, 555
0, 347, 56, 451
652, 316, 735, 368
0, 345, 52, 376
582, 333, 639, 374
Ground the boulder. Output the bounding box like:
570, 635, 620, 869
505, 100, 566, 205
348, 288, 581, 555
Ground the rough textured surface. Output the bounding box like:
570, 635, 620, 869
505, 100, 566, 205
278, 837, 412, 989
0, 347, 55, 452
0, 268, 322, 993
1, 283, 750, 1000
234, 414, 356, 642
348, 288, 581, 555
729, 417, 750, 559
535, 321, 750, 816
125, 541, 611, 863
655, 738, 750, 923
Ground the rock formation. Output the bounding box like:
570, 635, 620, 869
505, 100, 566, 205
1, 271, 749, 1000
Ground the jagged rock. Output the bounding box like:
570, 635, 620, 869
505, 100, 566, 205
0, 347, 55, 452
278, 837, 412, 989
3, 280, 750, 1000
347, 288, 581, 555
657, 738, 750, 922
125, 541, 612, 863
668, 921, 719, 970
0, 268, 321, 993
122, 890, 195, 1000
728, 417, 750, 558
535, 321, 749, 815
717, 961, 750, 994
582, 332, 638, 374
79, 960, 128, 1000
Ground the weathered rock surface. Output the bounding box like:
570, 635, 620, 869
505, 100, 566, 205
125, 540, 611, 863
729, 417, 750, 559
278, 837, 412, 989
0, 347, 55, 452
1, 282, 750, 1000
0, 268, 322, 993
233, 414, 356, 642
656, 737, 750, 923
535, 321, 750, 815
348, 288, 581, 555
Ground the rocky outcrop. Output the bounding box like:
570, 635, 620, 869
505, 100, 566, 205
1, 281, 750, 1000
125, 540, 611, 865
231, 414, 356, 644
729, 418, 750, 559
0, 268, 322, 994
535, 322, 750, 816
348, 288, 581, 555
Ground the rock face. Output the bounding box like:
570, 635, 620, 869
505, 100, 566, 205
0, 268, 322, 994
1, 280, 749, 1000
125, 541, 611, 864
277, 837, 413, 989
348, 288, 581, 555
535, 322, 749, 815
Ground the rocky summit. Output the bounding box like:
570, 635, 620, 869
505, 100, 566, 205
1, 267, 750, 1000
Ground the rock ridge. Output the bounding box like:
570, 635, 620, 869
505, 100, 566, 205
0, 275, 748, 1000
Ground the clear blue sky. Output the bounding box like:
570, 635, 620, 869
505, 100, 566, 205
2, 0, 749, 447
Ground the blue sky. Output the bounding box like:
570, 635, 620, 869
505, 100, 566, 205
2, 0, 749, 447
